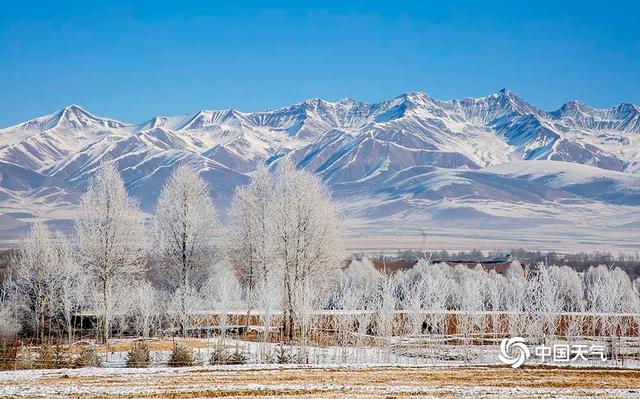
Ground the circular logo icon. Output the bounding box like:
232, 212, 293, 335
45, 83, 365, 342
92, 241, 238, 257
499, 337, 530, 368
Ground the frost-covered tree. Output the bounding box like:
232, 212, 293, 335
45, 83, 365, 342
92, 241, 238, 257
584, 265, 637, 337
130, 282, 161, 338
485, 270, 507, 337
504, 261, 528, 336
7, 224, 84, 344
400, 268, 427, 336
340, 258, 381, 344
75, 162, 146, 343
153, 164, 218, 336
253, 268, 281, 343
4, 221, 66, 342
165, 285, 205, 336
253, 268, 281, 358
527, 264, 564, 337
56, 237, 84, 344
226, 165, 273, 330
340, 258, 381, 305
419, 262, 451, 335
333, 272, 359, 345
454, 265, 487, 339
555, 266, 585, 313
0, 302, 19, 339
271, 161, 343, 340
226, 161, 342, 340
291, 275, 320, 347
375, 273, 400, 337
207, 266, 242, 336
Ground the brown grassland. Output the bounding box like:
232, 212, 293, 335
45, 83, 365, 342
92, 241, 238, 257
1, 365, 639, 398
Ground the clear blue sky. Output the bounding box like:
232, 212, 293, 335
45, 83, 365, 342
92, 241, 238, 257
1, 0, 639, 126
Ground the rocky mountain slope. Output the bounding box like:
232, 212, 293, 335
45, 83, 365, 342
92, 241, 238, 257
1, 89, 638, 249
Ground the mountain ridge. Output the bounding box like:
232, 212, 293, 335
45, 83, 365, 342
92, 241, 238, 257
6, 88, 638, 134
0, 89, 639, 249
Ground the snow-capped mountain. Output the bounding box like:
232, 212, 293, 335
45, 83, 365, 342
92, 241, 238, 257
1, 89, 639, 250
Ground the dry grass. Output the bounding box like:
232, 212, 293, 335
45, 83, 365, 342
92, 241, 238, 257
1, 365, 639, 398
92, 338, 212, 353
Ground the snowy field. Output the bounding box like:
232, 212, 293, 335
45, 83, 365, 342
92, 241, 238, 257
343, 222, 640, 254
61, 336, 640, 368
3, 337, 640, 398
1, 363, 639, 398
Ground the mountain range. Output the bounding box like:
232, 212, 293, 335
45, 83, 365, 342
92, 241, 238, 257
1, 89, 639, 251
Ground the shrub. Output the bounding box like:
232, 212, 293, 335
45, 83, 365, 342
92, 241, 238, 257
208, 347, 228, 365
53, 344, 72, 368
34, 342, 71, 369
74, 348, 103, 368
262, 351, 275, 364
168, 344, 196, 367
209, 346, 248, 365
293, 348, 308, 364
125, 342, 151, 368
227, 348, 247, 365
274, 345, 291, 364
36, 344, 55, 369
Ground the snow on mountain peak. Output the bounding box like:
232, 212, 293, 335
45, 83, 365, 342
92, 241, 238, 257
1, 90, 639, 247
612, 103, 640, 118
62, 104, 86, 114
47, 104, 130, 131
550, 100, 640, 133
336, 97, 360, 105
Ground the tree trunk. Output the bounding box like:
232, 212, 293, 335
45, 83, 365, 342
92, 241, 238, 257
180, 290, 187, 338
244, 262, 254, 336
245, 305, 252, 337
101, 278, 109, 344
181, 199, 188, 338
283, 272, 295, 341
39, 301, 45, 344
67, 317, 73, 346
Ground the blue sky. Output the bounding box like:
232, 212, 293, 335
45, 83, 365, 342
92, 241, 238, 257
1, 1, 639, 126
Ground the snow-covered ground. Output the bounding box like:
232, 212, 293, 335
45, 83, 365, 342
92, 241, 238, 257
11, 336, 639, 369
3, 336, 639, 397
1, 362, 639, 398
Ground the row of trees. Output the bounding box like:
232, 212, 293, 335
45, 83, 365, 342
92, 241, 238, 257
333, 259, 640, 340
1, 161, 639, 346
0, 161, 341, 344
